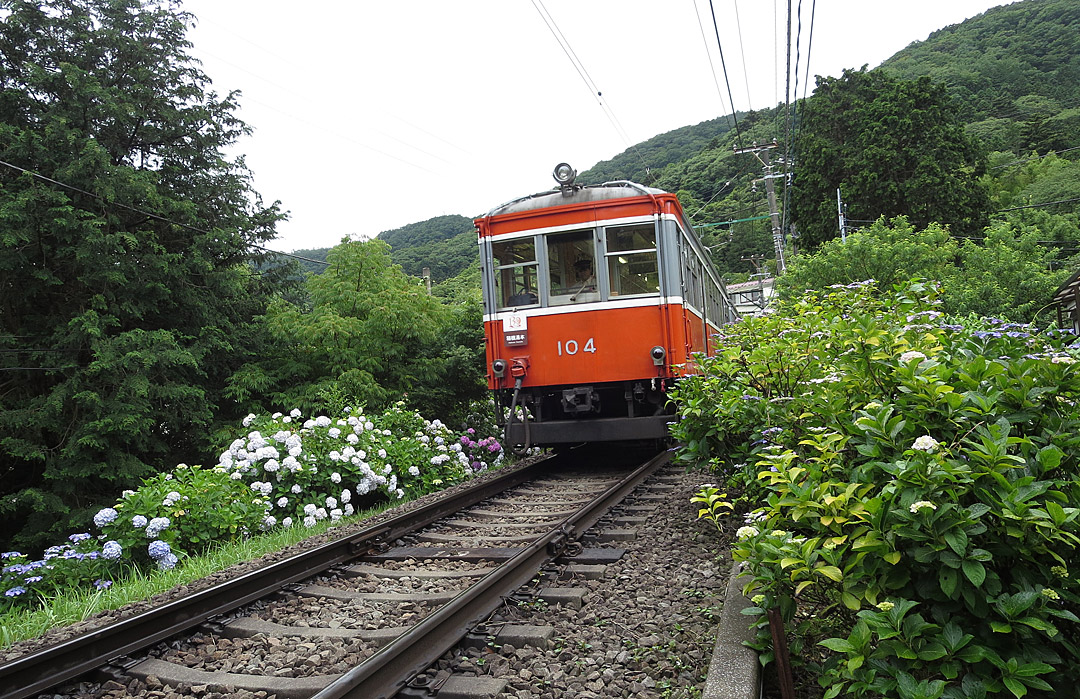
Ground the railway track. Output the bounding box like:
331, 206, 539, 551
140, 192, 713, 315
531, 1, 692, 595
1, 446, 674, 699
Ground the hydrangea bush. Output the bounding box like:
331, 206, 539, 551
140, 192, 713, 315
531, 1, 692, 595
2, 403, 504, 613
2, 535, 119, 610
218, 403, 501, 528
674, 280, 1080, 699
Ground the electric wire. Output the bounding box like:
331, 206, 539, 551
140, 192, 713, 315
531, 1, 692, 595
731, 0, 754, 114
706, 0, 744, 148
801, 0, 816, 101
0, 158, 329, 266
997, 196, 1080, 212
692, 0, 732, 117
529, 0, 650, 173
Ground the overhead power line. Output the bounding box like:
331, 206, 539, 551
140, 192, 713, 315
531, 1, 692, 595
706, 0, 743, 148
997, 196, 1080, 212
0, 158, 328, 265
530, 0, 650, 172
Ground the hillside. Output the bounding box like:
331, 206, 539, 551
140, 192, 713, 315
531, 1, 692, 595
294, 0, 1078, 280
880, 0, 1080, 154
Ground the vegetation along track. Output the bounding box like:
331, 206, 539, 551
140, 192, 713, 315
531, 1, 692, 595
1, 446, 672, 699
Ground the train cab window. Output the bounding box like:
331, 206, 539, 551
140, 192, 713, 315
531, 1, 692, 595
605, 224, 658, 297
492, 238, 539, 309
546, 230, 598, 306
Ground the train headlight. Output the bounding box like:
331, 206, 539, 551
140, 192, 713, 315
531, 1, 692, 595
553, 162, 577, 187
650, 346, 666, 366
492, 359, 508, 378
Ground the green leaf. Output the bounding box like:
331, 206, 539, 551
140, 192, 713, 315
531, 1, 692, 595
819, 638, 856, 653
816, 565, 843, 582
962, 559, 986, 587
945, 530, 969, 556
939, 567, 959, 598
991, 621, 1013, 633
1003, 677, 1027, 698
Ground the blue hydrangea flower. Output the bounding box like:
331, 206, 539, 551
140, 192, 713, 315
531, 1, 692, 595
4, 586, 26, 597
68, 532, 91, 543
102, 541, 123, 560
145, 517, 170, 538
93, 508, 119, 528
157, 553, 179, 571
147, 540, 171, 560
132, 515, 148, 528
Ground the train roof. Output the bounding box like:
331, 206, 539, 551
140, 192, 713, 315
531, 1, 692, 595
483, 180, 668, 218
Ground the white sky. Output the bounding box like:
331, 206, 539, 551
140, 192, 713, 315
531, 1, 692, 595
179, 0, 1017, 253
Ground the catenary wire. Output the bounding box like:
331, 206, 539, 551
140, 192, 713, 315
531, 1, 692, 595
692, 0, 732, 117
0, 158, 329, 266
529, 0, 650, 173
706, 0, 744, 148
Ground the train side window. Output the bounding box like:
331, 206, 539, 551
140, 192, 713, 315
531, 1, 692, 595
546, 229, 598, 305
492, 238, 539, 308
605, 224, 658, 297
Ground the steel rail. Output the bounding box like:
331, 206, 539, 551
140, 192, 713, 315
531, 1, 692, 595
312, 448, 670, 699
0, 456, 560, 699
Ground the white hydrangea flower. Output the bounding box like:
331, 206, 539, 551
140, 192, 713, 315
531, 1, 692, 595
282, 517, 293, 527
303, 515, 317, 528
304, 503, 317, 515
328, 428, 341, 438
242, 413, 257, 427
325, 496, 338, 509
340, 489, 351, 503
912, 435, 940, 452
736, 526, 759, 540
408, 465, 420, 477
315, 416, 331, 428
331, 472, 341, 483
899, 350, 927, 363
347, 433, 359, 444
277, 497, 289, 508
292, 484, 302, 494
910, 501, 937, 514
290, 408, 302, 418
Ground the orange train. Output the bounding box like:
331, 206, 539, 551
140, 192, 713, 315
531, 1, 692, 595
477, 164, 737, 449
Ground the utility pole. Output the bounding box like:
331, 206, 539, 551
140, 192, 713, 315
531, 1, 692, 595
735, 141, 789, 274
836, 188, 847, 242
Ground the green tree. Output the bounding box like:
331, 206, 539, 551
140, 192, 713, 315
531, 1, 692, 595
227, 239, 486, 424
0, 0, 286, 550
777, 217, 960, 299
791, 68, 992, 249
777, 216, 1071, 321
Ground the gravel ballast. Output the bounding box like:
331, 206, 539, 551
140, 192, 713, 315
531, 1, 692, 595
3, 457, 738, 698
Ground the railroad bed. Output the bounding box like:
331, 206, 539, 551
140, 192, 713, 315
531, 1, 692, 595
1, 445, 731, 699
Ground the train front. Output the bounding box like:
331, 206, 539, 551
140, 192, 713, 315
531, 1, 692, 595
477, 164, 725, 450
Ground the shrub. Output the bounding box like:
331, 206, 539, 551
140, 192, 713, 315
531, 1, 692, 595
676, 280, 1080, 698
3, 404, 506, 614
2, 535, 121, 611
95, 464, 269, 569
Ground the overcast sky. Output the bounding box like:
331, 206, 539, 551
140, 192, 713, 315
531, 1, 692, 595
179, 0, 1017, 253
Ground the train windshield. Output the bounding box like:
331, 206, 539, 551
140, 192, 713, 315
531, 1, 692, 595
605, 224, 659, 297
546, 230, 598, 306
492, 238, 539, 308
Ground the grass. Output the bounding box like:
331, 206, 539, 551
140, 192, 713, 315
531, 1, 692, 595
0, 501, 393, 650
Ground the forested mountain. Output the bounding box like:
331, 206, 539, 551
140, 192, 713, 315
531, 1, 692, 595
303, 0, 1077, 282
881, 0, 1080, 154
376, 215, 477, 282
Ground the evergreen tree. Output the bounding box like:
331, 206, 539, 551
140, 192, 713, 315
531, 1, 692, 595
0, 0, 286, 550
791, 68, 992, 249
